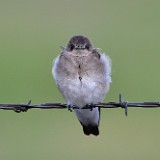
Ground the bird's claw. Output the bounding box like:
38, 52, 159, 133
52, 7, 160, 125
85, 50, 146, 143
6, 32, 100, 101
67, 105, 73, 112
86, 104, 94, 111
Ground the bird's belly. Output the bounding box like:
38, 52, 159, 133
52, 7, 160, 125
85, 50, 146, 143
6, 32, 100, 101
63, 76, 107, 107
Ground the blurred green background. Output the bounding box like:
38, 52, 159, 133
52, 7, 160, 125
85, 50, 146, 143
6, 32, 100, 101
0, 0, 160, 159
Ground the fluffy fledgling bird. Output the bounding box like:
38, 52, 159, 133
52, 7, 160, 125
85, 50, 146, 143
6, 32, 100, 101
52, 35, 111, 136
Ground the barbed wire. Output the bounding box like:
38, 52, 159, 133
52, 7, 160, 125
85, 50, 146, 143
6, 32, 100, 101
0, 94, 159, 116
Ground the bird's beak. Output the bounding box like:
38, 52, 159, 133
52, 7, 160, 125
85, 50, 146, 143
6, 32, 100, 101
75, 45, 85, 50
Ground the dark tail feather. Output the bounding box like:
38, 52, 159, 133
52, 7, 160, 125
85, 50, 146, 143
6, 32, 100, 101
82, 124, 99, 136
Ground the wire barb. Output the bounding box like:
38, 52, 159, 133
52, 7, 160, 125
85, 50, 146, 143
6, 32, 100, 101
119, 94, 128, 116
0, 94, 159, 115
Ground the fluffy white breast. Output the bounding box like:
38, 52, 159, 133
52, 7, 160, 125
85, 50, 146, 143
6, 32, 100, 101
52, 52, 111, 108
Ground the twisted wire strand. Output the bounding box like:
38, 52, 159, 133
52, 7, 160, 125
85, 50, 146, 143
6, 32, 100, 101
0, 94, 159, 115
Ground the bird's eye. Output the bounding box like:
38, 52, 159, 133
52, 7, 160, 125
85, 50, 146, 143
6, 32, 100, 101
85, 44, 90, 50
69, 44, 75, 51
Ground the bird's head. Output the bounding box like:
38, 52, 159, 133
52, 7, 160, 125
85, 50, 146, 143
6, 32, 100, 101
66, 35, 93, 54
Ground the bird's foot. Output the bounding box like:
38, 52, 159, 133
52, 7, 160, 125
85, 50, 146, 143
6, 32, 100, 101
86, 104, 95, 111
67, 104, 73, 112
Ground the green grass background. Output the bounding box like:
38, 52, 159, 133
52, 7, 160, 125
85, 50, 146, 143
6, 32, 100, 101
0, 0, 160, 159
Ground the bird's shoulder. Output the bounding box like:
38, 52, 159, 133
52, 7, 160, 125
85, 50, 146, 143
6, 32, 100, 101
91, 48, 101, 59
58, 50, 78, 65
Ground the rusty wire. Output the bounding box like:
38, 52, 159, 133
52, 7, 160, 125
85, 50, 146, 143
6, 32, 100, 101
0, 94, 159, 116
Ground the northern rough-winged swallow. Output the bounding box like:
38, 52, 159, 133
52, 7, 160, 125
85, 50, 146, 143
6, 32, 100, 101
52, 35, 111, 136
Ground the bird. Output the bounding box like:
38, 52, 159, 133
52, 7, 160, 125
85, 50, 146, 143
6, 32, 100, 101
52, 35, 111, 136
